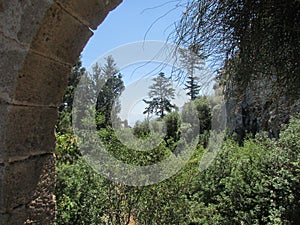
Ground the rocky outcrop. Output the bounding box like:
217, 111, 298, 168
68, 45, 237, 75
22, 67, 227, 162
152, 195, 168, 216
225, 73, 300, 143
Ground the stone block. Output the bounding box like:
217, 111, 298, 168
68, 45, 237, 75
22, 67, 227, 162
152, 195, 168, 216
0, 111, 4, 163
0, 164, 4, 213
0, 35, 28, 103
2, 154, 56, 212
31, 2, 93, 64
56, 0, 122, 30
0, 213, 9, 225
14, 51, 70, 106
0, 0, 53, 44
0, 105, 57, 161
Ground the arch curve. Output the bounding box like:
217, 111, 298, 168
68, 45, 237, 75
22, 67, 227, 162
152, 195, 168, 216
0, 0, 121, 223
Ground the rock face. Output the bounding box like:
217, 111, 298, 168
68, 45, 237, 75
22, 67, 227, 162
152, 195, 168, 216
225, 73, 300, 143
0, 0, 121, 224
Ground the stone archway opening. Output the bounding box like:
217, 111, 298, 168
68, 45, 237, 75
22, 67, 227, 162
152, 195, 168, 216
0, 1, 121, 224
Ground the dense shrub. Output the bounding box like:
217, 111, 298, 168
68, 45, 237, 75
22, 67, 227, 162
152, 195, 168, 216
55, 115, 300, 225
132, 120, 151, 138
164, 111, 181, 142
191, 115, 300, 225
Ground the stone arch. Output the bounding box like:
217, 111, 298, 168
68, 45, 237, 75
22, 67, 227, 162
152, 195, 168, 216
0, 0, 121, 224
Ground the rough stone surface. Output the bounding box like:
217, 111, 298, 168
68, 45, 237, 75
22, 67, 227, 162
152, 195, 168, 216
0, 35, 28, 103
0, 0, 53, 44
0, 104, 6, 163
14, 52, 70, 106
225, 74, 300, 142
30, 2, 93, 64
0, 105, 58, 162
0, 0, 122, 224
56, 0, 122, 29
0, 164, 4, 212
1, 154, 56, 224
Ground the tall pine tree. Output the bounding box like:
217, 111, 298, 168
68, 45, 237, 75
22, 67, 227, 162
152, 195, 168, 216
184, 75, 201, 100
95, 56, 124, 128
179, 44, 204, 100
143, 72, 175, 118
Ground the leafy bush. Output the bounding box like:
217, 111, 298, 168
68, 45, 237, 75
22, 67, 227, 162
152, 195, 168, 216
182, 96, 212, 134
191, 115, 300, 224
132, 120, 151, 138
55, 133, 81, 165
164, 111, 181, 142
56, 106, 300, 225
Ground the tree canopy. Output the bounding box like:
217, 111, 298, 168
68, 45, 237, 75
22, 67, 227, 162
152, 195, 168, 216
143, 72, 176, 118
184, 75, 201, 100
95, 56, 124, 128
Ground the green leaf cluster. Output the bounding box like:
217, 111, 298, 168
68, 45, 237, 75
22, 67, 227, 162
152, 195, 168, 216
55, 115, 300, 224
190, 115, 300, 225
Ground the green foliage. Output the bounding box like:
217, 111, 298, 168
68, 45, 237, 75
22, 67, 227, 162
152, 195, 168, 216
56, 111, 73, 135
55, 159, 106, 225
55, 133, 81, 165
98, 126, 171, 167
55, 57, 300, 225
95, 56, 125, 128
175, 0, 299, 139
132, 120, 151, 138
184, 75, 201, 100
132, 111, 182, 149
143, 72, 176, 118
164, 110, 181, 142
194, 97, 211, 134
182, 96, 212, 147
130, 146, 205, 225
55, 132, 105, 224
94, 110, 106, 129
182, 96, 211, 133
55, 116, 300, 225
191, 115, 300, 225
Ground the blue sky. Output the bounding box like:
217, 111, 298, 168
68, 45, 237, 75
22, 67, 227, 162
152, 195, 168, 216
79, 1, 216, 125
81, 0, 186, 68
80, 1, 190, 125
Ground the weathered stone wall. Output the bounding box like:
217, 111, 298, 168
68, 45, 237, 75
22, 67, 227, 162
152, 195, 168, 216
225, 73, 300, 143
0, 0, 121, 224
